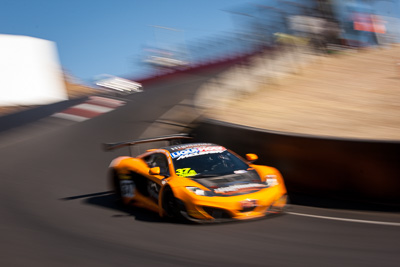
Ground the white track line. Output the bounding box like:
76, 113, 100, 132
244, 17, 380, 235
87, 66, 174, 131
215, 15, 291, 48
51, 113, 89, 122
287, 212, 400, 227
73, 103, 113, 113
89, 96, 125, 105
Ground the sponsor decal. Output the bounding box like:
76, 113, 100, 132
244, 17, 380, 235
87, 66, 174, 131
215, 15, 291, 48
240, 199, 258, 209
120, 180, 135, 198
171, 146, 226, 160
214, 183, 266, 194
170, 143, 213, 151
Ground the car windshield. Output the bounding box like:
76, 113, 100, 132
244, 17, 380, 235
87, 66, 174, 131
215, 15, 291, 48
172, 149, 249, 178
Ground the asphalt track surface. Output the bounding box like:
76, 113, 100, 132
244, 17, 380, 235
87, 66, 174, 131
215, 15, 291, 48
1, 69, 399, 267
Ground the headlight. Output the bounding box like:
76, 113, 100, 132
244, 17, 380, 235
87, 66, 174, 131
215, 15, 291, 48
265, 175, 278, 187
186, 186, 210, 196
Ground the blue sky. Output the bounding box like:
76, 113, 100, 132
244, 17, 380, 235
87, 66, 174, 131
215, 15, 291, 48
0, 0, 255, 83
1, 0, 399, 84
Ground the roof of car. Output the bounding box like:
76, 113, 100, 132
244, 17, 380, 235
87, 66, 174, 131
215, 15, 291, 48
162, 142, 218, 153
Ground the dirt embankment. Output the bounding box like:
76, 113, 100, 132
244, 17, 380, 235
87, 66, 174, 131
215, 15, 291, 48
208, 45, 400, 140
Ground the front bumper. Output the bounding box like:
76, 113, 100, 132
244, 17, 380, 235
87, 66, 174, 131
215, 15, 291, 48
175, 186, 288, 223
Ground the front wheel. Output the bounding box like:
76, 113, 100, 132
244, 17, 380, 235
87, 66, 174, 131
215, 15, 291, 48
162, 187, 186, 221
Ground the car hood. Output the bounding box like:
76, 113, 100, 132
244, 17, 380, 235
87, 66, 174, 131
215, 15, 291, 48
192, 170, 267, 196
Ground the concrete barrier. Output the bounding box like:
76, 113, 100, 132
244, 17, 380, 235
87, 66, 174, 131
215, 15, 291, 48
191, 119, 400, 206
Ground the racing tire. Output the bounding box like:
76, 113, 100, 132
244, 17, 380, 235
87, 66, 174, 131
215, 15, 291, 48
110, 169, 122, 201
162, 187, 186, 222
267, 194, 290, 215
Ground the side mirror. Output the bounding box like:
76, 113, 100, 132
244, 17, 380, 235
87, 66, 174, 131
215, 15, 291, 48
246, 153, 258, 162
149, 167, 161, 175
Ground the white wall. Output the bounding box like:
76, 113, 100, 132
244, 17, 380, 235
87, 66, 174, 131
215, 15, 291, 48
0, 34, 67, 106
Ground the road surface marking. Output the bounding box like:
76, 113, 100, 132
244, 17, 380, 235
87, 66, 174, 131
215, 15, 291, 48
288, 212, 400, 226
72, 103, 114, 113
52, 113, 89, 122
52, 96, 126, 122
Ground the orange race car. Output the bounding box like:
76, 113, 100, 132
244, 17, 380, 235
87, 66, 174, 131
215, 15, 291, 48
104, 134, 288, 223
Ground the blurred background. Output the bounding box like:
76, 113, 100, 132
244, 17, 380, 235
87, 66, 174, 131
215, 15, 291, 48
1, 0, 399, 115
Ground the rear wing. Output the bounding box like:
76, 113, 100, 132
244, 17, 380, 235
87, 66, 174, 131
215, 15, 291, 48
103, 133, 193, 151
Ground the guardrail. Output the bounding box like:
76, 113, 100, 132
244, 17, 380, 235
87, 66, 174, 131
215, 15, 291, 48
133, 44, 270, 86
191, 119, 400, 206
